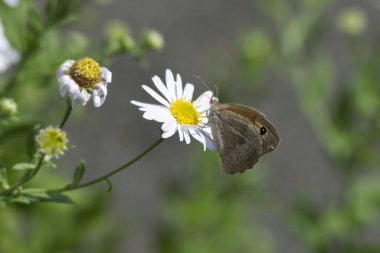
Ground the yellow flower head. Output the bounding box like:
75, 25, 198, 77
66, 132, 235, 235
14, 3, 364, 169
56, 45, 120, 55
36, 126, 68, 158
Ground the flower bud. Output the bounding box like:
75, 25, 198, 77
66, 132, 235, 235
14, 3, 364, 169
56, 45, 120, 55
0, 97, 17, 118
141, 29, 164, 51
336, 7, 367, 36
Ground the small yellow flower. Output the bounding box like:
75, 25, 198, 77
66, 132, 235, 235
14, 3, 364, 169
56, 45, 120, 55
36, 126, 68, 158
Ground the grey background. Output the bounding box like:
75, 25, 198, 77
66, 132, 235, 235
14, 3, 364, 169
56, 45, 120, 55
62, 0, 375, 252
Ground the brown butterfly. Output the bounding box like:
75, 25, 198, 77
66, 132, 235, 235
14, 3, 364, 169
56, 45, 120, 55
207, 98, 280, 174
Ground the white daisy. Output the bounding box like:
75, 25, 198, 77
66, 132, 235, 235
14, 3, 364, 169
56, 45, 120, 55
56, 57, 112, 107
0, 19, 20, 73
131, 69, 215, 151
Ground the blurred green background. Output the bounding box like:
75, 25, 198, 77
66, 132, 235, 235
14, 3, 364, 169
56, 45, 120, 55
1, 0, 380, 252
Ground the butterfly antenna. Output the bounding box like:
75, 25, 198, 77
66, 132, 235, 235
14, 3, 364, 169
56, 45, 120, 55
193, 75, 214, 101
213, 85, 218, 98
194, 75, 219, 100
193, 75, 209, 90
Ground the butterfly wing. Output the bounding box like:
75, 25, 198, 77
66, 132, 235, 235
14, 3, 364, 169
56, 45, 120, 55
219, 103, 280, 154
208, 108, 263, 174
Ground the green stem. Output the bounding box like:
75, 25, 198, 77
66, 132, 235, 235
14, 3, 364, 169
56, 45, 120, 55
57, 137, 164, 192
0, 102, 73, 196
59, 100, 72, 128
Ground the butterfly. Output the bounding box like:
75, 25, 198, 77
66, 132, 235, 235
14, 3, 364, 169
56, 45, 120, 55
207, 98, 280, 174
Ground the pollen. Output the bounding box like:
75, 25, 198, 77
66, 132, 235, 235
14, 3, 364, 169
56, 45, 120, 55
70, 57, 101, 89
36, 126, 68, 158
170, 99, 200, 125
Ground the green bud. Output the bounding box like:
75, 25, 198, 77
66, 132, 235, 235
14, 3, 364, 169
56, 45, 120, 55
105, 21, 135, 52
0, 98, 17, 118
241, 31, 271, 63
141, 29, 164, 51
336, 7, 367, 36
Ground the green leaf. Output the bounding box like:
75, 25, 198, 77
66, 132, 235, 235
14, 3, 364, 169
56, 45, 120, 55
45, 0, 81, 27
42, 191, 74, 204
72, 159, 86, 186
20, 189, 74, 204
12, 163, 35, 171
11, 196, 32, 204
105, 178, 112, 192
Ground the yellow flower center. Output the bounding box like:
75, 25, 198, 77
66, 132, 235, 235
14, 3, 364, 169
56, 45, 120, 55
70, 57, 100, 89
36, 126, 68, 157
170, 99, 200, 125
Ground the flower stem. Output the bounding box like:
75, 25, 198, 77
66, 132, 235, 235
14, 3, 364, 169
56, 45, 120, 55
0, 102, 73, 196
59, 100, 72, 128
57, 137, 164, 192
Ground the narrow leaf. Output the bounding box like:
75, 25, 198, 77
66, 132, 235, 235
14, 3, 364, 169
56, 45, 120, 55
21, 189, 74, 204
105, 178, 113, 192
11, 196, 31, 205
44, 191, 74, 204
72, 160, 86, 186
13, 163, 35, 171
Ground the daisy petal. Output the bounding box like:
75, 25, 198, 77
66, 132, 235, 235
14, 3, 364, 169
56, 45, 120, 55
70, 95, 81, 107
143, 112, 168, 122
195, 91, 213, 106
100, 67, 112, 83
162, 119, 177, 132
59, 77, 78, 97
189, 128, 207, 150
59, 82, 70, 97
195, 91, 213, 112
183, 128, 191, 144
162, 122, 178, 138
93, 84, 108, 107
182, 83, 194, 101
143, 108, 172, 122
190, 126, 216, 151
78, 89, 91, 105
177, 124, 184, 141
175, 74, 183, 98
131, 100, 165, 109
204, 136, 216, 151
56, 60, 74, 78
201, 128, 216, 151
152, 76, 172, 102
140, 107, 168, 114
196, 102, 211, 113
142, 85, 171, 107
165, 69, 176, 100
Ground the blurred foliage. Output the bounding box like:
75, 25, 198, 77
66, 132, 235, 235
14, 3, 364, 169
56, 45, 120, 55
0, 0, 162, 252
0, 172, 123, 253
157, 1, 380, 253
239, 0, 379, 252
157, 152, 274, 253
